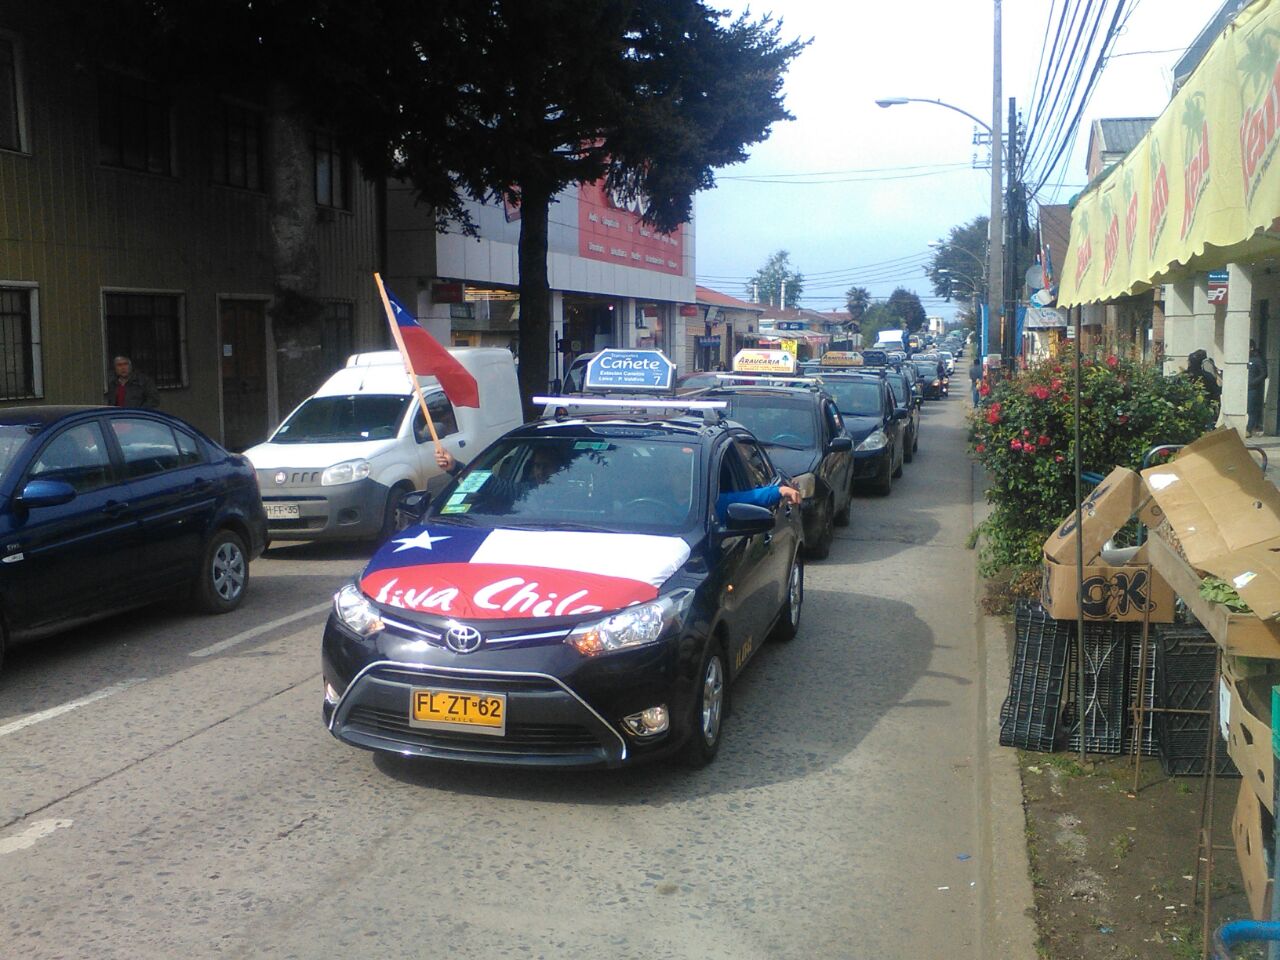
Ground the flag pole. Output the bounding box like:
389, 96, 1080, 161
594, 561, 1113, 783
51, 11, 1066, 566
374, 272, 442, 455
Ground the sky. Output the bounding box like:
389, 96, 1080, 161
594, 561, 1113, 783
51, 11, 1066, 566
692, 0, 1228, 318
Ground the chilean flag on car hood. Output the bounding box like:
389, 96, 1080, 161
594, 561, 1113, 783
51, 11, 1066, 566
360, 525, 691, 621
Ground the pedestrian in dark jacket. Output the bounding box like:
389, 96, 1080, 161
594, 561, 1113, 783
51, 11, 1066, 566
968, 357, 983, 406
1248, 339, 1267, 436
104, 356, 160, 409
1186, 349, 1220, 421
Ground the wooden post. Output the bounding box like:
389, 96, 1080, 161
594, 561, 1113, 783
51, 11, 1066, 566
373, 272, 442, 455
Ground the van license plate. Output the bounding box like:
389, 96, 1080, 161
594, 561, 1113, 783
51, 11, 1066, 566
266, 503, 300, 519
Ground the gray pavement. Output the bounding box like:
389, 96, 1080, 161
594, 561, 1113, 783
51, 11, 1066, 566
0, 393, 1033, 959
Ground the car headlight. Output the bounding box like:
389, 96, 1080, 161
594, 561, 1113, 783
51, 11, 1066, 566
566, 590, 693, 657
856, 429, 888, 452
321, 459, 372, 486
334, 583, 384, 636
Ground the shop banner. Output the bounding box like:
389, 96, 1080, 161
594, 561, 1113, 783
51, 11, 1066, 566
1060, 0, 1280, 306
577, 181, 684, 276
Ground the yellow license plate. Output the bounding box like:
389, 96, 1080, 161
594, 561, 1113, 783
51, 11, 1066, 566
409, 688, 506, 736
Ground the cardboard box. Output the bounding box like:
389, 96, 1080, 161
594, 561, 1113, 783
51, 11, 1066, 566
1040, 466, 1176, 622
1223, 665, 1276, 813
1232, 779, 1275, 921
1142, 428, 1280, 622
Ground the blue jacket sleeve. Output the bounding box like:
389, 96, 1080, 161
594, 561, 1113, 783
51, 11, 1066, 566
716, 483, 782, 521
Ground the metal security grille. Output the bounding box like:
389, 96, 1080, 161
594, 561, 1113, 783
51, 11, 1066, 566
0, 287, 39, 399
97, 71, 171, 175
104, 292, 185, 388
320, 300, 354, 373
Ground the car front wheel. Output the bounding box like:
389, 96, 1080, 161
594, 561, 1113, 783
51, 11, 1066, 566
682, 642, 728, 768
771, 556, 804, 642
194, 529, 249, 614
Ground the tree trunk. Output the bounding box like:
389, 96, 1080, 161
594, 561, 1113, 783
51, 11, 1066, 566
267, 82, 324, 415
516, 183, 553, 419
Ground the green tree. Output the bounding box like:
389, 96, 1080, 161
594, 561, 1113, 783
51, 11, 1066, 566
749, 250, 805, 308
844, 285, 871, 323
927, 216, 989, 304
71, 0, 806, 413
885, 287, 927, 331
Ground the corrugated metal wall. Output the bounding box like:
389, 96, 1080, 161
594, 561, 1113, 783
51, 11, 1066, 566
0, 25, 381, 442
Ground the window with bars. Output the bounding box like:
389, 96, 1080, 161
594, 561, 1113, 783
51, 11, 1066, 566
211, 102, 264, 190
320, 300, 355, 373
0, 286, 41, 399
313, 131, 349, 209
0, 36, 21, 152
104, 292, 186, 388
98, 72, 172, 175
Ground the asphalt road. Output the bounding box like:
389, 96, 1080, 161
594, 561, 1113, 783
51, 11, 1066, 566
0, 391, 1001, 960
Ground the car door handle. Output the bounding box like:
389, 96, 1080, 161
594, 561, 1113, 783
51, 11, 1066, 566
763, 532, 773, 544
102, 500, 129, 517
192, 477, 210, 489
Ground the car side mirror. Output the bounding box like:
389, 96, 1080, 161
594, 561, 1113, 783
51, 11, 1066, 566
17, 478, 76, 509
721, 501, 775, 536
827, 436, 852, 453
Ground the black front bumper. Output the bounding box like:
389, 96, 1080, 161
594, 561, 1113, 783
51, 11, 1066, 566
322, 615, 698, 768
851, 446, 891, 480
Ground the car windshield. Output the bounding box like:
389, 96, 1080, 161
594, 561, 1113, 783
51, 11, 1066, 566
271, 395, 411, 443
432, 432, 701, 532
822, 380, 882, 417
719, 395, 816, 449
0, 424, 34, 479
913, 363, 939, 378
886, 376, 908, 405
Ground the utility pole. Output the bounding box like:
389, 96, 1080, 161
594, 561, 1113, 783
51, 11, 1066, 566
780, 279, 787, 309
1004, 95, 1018, 361
990, 0, 1004, 362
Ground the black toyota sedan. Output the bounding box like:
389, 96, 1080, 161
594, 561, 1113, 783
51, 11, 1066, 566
697, 383, 853, 558
0, 406, 268, 673
323, 408, 804, 769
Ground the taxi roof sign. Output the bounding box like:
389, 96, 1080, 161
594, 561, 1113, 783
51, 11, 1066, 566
731, 349, 796, 375
584, 349, 675, 392
819, 350, 863, 367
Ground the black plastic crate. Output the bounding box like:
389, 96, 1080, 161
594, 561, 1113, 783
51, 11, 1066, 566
1152, 623, 1239, 777
1128, 626, 1157, 757
999, 599, 1072, 752
1065, 620, 1130, 754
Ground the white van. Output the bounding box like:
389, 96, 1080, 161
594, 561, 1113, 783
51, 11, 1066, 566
244, 349, 522, 541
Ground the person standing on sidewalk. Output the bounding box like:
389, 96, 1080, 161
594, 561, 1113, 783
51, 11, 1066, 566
968, 356, 983, 406
1247, 339, 1267, 437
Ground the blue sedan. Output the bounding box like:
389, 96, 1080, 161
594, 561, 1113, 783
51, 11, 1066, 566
0, 406, 268, 673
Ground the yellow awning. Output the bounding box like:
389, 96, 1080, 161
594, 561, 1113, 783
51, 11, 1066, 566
1059, 0, 1280, 306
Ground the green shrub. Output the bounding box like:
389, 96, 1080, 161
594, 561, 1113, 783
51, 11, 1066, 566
968, 355, 1212, 576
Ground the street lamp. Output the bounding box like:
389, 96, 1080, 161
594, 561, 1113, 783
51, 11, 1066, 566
876, 96, 1003, 361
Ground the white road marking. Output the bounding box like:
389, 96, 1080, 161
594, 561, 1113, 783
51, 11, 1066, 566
0, 818, 73, 855
189, 601, 332, 659
0, 678, 145, 739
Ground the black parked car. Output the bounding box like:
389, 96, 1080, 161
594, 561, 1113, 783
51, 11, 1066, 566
0, 406, 268, 673
911, 358, 949, 399
699, 383, 853, 559
819, 373, 905, 495
323, 409, 804, 769
884, 369, 921, 462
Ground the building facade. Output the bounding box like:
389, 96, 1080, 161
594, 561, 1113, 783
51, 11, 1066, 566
0, 18, 383, 449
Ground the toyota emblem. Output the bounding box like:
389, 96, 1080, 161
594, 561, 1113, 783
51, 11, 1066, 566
445, 624, 483, 654
274, 471, 287, 485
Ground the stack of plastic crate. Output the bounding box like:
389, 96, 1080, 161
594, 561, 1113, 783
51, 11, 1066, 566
1152, 622, 1237, 776
1065, 620, 1130, 754
1128, 626, 1158, 757
999, 599, 1072, 752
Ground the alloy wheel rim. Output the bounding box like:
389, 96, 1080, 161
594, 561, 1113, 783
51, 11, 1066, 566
789, 563, 802, 626
212, 542, 246, 600
701, 655, 724, 745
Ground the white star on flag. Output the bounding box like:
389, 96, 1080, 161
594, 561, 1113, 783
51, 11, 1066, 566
391, 531, 451, 553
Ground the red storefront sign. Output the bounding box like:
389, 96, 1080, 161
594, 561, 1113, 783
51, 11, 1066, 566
578, 181, 684, 276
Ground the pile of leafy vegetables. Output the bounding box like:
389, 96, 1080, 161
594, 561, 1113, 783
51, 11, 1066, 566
1199, 577, 1251, 613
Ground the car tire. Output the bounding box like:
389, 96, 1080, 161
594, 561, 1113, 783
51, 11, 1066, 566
771, 555, 804, 643
834, 489, 851, 526
376, 482, 413, 542
682, 641, 729, 768
903, 430, 915, 463
804, 497, 833, 560
871, 457, 892, 496
193, 529, 249, 614
892, 447, 904, 479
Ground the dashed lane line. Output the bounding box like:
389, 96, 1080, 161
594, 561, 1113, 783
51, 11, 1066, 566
188, 601, 332, 658
0, 678, 146, 739
0, 818, 74, 855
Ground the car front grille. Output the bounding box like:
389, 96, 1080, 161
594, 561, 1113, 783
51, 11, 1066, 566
346, 705, 601, 752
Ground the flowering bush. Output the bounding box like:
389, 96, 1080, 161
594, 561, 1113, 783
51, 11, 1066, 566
968, 356, 1213, 577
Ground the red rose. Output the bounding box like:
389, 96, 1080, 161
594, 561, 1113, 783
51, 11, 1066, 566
1029, 385, 1050, 400
1050, 379, 1063, 392
1010, 439, 1022, 450
1038, 435, 1051, 446
986, 403, 1001, 425
1055, 454, 1065, 463
1106, 355, 1119, 367
975, 443, 985, 453
978, 381, 991, 397
1023, 428, 1031, 437
1117, 414, 1129, 425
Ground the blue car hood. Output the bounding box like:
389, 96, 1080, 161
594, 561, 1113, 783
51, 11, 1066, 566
842, 415, 882, 445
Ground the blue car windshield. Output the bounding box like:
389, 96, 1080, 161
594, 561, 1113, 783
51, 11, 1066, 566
433, 434, 700, 532
821, 381, 882, 417
719, 396, 816, 449
272, 395, 411, 443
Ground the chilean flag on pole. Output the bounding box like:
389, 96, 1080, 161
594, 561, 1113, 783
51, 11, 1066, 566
382, 282, 480, 408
